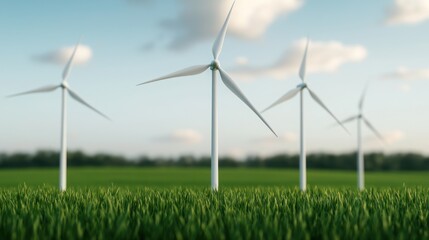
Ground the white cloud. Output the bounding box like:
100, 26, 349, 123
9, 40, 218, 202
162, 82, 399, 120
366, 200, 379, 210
162, 0, 303, 49
35, 45, 93, 65
386, 0, 429, 25
383, 67, 429, 81
224, 148, 246, 159
399, 83, 411, 92
280, 132, 297, 142
155, 129, 203, 144
235, 56, 249, 66
384, 130, 405, 144
366, 130, 404, 145
232, 38, 367, 80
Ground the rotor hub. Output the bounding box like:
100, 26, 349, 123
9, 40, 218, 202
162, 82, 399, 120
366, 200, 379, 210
61, 82, 69, 89
297, 83, 307, 89
210, 60, 220, 70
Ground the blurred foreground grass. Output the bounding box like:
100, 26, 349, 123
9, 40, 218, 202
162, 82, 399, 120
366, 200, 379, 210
0, 186, 428, 239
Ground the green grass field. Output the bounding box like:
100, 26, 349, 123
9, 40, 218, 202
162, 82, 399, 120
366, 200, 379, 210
1, 168, 428, 239
0, 187, 428, 240
0, 167, 428, 188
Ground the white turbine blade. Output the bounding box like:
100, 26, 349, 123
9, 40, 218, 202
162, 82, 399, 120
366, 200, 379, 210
329, 115, 358, 128
261, 87, 301, 113
307, 87, 349, 134
359, 83, 369, 111
340, 115, 359, 125
299, 38, 310, 82
67, 88, 110, 120
218, 67, 278, 137
7, 85, 60, 98
212, 0, 236, 60
137, 65, 210, 86
62, 37, 81, 81
363, 117, 384, 142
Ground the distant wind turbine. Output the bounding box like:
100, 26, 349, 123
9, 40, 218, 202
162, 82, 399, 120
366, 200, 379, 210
262, 39, 349, 191
137, 0, 277, 190
8, 39, 110, 191
339, 85, 384, 190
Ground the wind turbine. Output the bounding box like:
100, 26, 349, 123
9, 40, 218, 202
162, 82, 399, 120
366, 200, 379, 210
137, 0, 277, 190
339, 85, 384, 190
262, 39, 348, 191
8, 39, 110, 191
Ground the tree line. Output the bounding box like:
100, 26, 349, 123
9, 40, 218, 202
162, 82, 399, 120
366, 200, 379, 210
1, 150, 429, 171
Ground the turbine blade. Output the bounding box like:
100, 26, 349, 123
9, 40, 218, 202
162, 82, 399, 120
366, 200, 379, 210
67, 88, 110, 120
218, 67, 278, 137
261, 87, 301, 113
329, 115, 358, 128
340, 115, 359, 125
363, 117, 384, 142
212, 0, 236, 60
137, 65, 210, 86
359, 82, 370, 111
307, 87, 349, 134
7, 85, 60, 98
299, 38, 310, 82
62, 37, 82, 81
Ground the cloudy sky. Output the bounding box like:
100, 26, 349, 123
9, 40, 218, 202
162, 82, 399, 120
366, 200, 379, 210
0, 0, 428, 158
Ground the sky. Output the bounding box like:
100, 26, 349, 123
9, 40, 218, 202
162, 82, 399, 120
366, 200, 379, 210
0, 0, 429, 158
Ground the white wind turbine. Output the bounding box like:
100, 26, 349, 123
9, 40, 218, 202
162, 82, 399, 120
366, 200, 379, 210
262, 39, 349, 191
137, 0, 277, 190
339, 85, 384, 190
8, 40, 110, 191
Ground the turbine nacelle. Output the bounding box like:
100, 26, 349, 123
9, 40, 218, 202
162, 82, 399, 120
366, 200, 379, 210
297, 83, 307, 89
61, 82, 69, 89
210, 60, 220, 71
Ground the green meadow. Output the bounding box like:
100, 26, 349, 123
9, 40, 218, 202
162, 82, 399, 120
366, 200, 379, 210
0, 186, 428, 240
1, 168, 428, 239
0, 167, 427, 188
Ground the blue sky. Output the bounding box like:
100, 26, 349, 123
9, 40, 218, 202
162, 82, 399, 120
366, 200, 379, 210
1, 0, 429, 158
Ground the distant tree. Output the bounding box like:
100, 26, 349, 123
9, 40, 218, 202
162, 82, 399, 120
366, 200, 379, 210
1, 150, 429, 171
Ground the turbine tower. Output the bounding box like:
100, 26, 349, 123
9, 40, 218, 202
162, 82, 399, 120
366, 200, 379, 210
339, 85, 384, 190
262, 39, 348, 191
8, 39, 110, 191
137, 0, 277, 190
